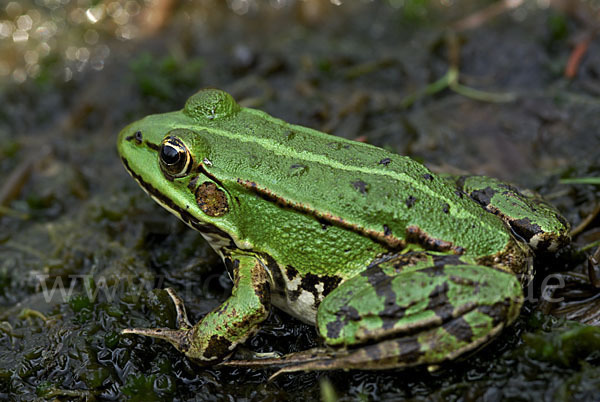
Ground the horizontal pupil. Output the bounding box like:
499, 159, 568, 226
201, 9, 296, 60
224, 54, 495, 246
161, 144, 180, 165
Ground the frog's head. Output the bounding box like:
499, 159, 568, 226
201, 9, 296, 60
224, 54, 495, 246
117, 89, 244, 249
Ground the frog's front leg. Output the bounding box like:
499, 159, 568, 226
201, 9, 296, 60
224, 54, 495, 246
298, 256, 524, 371
122, 254, 271, 363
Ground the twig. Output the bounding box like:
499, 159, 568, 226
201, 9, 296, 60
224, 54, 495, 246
452, 0, 524, 31
588, 245, 600, 288
565, 34, 593, 79
0, 145, 51, 217
570, 203, 600, 238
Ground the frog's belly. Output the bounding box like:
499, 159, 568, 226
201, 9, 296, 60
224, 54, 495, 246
269, 264, 336, 325
266, 261, 346, 325
271, 290, 319, 325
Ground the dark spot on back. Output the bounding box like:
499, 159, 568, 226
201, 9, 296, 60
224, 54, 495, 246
351, 180, 369, 194
423, 173, 434, 181
379, 158, 391, 166
469, 186, 497, 208
442, 203, 450, 214
289, 163, 309, 176
405, 195, 417, 208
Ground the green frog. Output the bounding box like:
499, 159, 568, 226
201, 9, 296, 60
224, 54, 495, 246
117, 89, 570, 372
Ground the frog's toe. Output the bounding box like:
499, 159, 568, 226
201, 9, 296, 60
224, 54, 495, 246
165, 287, 192, 329
122, 326, 192, 354
121, 288, 194, 353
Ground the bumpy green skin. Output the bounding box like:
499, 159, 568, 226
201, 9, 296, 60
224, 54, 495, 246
456, 175, 570, 253
117, 89, 570, 371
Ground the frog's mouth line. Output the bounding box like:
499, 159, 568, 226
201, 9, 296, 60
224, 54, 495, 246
121, 157, 235, 244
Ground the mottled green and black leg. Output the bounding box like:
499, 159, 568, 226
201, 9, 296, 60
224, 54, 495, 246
122, 254, 271, 363
453, 175, 570, 253
274, 254, 523, 373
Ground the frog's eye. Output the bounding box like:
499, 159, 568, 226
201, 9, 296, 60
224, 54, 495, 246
159, 136, 192, 178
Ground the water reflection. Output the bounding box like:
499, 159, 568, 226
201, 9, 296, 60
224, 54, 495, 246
0, 0, 148, 84
0, 0, 536, 85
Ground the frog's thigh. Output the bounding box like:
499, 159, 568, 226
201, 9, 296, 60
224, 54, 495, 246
454, 175, 570, 252
316, 263, 523, 368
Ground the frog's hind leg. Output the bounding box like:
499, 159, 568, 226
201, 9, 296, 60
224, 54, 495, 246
289, 254, 524, 372
453, 175, 570, 253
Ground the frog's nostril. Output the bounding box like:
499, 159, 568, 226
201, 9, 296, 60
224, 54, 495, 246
124, 130, 143, 145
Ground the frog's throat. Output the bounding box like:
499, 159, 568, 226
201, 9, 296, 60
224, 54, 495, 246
121, 157, 235, 246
